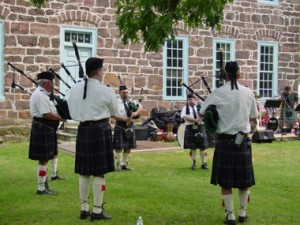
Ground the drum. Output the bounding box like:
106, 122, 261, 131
266, 117, 279, 132
177, 123, 185, 148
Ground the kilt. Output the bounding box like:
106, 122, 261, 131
113, 121, 136, 149
211, 134, 255, 189
183, 124, 209, 150
282, 108, 297, 122
75, 119, 115, 176
29, 118, 59, 161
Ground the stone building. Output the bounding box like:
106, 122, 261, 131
0, 0, 299, 141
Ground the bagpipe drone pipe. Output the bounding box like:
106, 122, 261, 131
7, 62, 72, 120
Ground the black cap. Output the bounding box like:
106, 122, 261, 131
37, 71, 54, 80
85, 57, 103, 75
119, 85, 128, 91
187, 93, 195, 99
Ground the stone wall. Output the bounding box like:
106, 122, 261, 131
0, 0, 299, 141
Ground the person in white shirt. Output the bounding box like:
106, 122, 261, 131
200, 61, 258, 225
113, 85, 143, 171
66, 57, 130, 221
29, 71, 64, 195
181, 94, 209, 170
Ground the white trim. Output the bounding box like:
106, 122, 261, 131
258, 0, 279, 5
257, 41, 278, 99
60, 25, 97, 56
212, 38, 236, 89
163, 36, 189, 101
0, 20, 4, 100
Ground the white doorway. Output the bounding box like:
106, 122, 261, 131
59, 26, 97, 95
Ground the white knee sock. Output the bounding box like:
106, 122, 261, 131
79, 175, 90, 211
200, 150, 206, 164
191, 150, 197, 163
51, 158, 58, 177
123, 153, 130, 164
92, 176, 105, 214
222, 194, 235, 220
115, 152, 122, 165
37, 165, 47, 191
238, 189, 249, 217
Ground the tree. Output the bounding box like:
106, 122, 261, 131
30, 0, 233, 52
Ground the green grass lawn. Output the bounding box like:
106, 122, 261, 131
0, 140, 299, 225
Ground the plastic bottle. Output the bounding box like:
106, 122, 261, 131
136, 216, 143, 225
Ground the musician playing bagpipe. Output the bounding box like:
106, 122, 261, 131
199, 61, 259, 225
180, 93, 209, 170
29, 71, 65, 195
113, 85, 144, 171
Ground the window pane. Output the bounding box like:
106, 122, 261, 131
258, 45, 275, 98
214, 41, 232, 88
164, 38, 185, 97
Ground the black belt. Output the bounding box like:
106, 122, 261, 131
217, 133, 236, 140
80, 118, 109, 126
217, 133, 249, 140
33, 117, 59, 129
116, 121, 133, 128
33, 117, 48, 122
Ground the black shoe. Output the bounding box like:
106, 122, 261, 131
51, 175, 65, 180
90, 212, 112, 221
36, 188, 56, 195
45, 177, 49, 189
224, 215, 236, 225
191, 164, 197, 170
116, 163, 122, 172
80, 210, 90, 220
238, 215, 248, 223
201, 162, 209, 170
122, 163, 131, 171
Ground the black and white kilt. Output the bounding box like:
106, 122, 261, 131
29, 119, 59, 161
210, 135, 255, 189
113, 122, 136, 149
183, 124, 209, 150
75, 121, 115, 176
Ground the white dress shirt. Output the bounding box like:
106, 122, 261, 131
65, 78, 119, 122
30, 86, 57, 118
200, 81, 258, 134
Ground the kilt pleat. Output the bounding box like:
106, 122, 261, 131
282, 108, 297, 122
210, 138, 255, 189
75, 122, 115, 176
183, 124, 209, 149
113, 125, 136, 149
29, 121, 57, 161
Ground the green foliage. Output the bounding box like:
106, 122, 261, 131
29, 0, 233, 52
1, 140, 299, 224
115, 0, 234, 51
29, 0, 48, 9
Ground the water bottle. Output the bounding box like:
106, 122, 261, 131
136, 216, 143, 225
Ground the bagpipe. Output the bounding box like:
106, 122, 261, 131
118, 75, 143, 120
177, 49, 226, 146
7, 62, 72, 120
7, 40, 86, 121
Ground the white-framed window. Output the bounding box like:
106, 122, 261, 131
258, 0, 279, 5
0, 20, 4, 100
257, 41, 278, 98
212, 39, 236, 89
59, 25, 97, 94
163, 36, 189, 101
